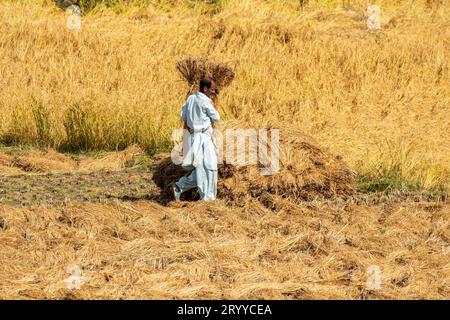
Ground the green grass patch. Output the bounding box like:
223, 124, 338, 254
0, 144, 42, 157
356, 170, 421, 194
357, 168, 449, 199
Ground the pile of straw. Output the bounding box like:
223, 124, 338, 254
77, 145, 143, 172
176, 57, 235, 94
0, 145, 143, 174
153, 120, 356, 206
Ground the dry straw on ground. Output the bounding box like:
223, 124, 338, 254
153, 120, 356, 205
0, 145, 143, 174
0, 199, 448, 299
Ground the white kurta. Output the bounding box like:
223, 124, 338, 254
176, 92, 220, 200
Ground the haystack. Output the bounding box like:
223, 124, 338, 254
153, 120, 356, 206
176, 57, 235, 95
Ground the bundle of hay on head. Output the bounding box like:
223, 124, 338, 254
153, 119, 356, 206
176, 57, 235, 101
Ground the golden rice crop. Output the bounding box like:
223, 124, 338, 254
0, 0, 448, 193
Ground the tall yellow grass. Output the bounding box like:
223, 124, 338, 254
0, 0, 449, 192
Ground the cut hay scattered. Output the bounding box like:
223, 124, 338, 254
0, 145, 143, 174
0, 154, 23, 174
176, 57, 235, 93
77, 145, 143, 172
11, 149, 77, 173
0, 199, 448, 299
0, 165, 24, 175
153, 120, 356, 206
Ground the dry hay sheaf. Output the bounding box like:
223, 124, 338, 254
0, 199, 448, 299
0, 145, 143, 174
176, 57, 236, 93
153, 120, 356, 205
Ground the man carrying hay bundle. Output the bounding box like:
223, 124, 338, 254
172, 79, 220, 201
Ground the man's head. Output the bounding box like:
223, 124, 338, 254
199, 79, 216, 98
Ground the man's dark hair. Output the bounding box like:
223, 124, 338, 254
199, 79, 213, 91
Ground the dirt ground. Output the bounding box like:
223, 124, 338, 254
0, 170, 156, 207
0, 146, 158, 206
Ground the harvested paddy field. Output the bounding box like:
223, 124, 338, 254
0, 148, 448, 300
0, 0, 448, 300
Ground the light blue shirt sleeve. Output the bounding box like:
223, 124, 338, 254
204, 100, 220, 123
181, 96, 191, 123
